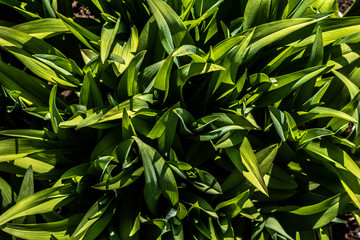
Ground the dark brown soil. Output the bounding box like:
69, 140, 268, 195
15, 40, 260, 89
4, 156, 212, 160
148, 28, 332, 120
338, 0, 354, 14
330, 214, 360, 240
72, 1, 94, 18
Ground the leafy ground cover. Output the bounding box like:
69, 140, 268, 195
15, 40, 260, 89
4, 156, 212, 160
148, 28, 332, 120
1, 0, 360, 239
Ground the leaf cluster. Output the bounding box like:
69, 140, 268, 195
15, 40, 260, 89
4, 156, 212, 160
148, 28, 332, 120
1, 0, 360, 239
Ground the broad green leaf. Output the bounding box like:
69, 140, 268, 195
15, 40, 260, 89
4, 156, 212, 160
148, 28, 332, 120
295, 106, 358, 125
118, 189, 141, 240
255, 65, 332, 107
70, 197, 112, 240
14, 166, 34, 223
296, 18, 360, 47
82, 202, 116, 240
147, 103, 179, 153
0, 177, 13, 212
42, 0, 56, 18
262, 46, 294, 74
172, 44, 206, 62
69, 96, 150, 129
1, 215, 82, 240
60, 163, 90, 179
211, 35, 245, 62
49, 86, 63, 135
98, 96, 149, 124
264, 165, 297, 191
304, 140, 360, 181
79, 72, 103, 109
0, 129, 46, 140
0, 26, 65, 57
215, 190, 250, 218
181, 191, 218, 219
257, 144, 279, 176
0, 184, 74, 226
0, 26, 77, 87
207, 29, 255, 101
92, 166, 144, 190
269, 106, 289, 142
225, 137, 268, 196
331, 69, 360, 99
81, 49, 98, 65
308, 25, 324, 67
289, 0, 316, 18
0, 60, 51, 107
214, 130, 245, 149
100, 18, 120, 63
327, 92, 360, 131
133, 136, 179, 215
298, 128, 334, 145
0, 138, 58, 162
177, 62, 225, 104
265, 217, 294, 240
117, 50, 147, 101
243, 0, 271, 30
12, 18, 69, 39
146, 0, 194, 55
247, 18, 319, 61
273, 192, 346, 216
34, 54, 83, 78
122, 109, 137, 140
153, 55, 173, 95
57, 13, 99, 51
186, 167, 222, 194
112, 25, 139, 75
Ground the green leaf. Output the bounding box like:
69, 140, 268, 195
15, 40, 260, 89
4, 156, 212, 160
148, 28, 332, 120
79, 72, 103, 109
257, 144, 279, 176
118, 190, 141, 240
0, 138, 58, 162
255, 65, 332, 107
225, 137, 268, 196
295, 106, 358, 125
0, 177, 13, 212
181, 191, 218, 219
146, 0, 194, 55
0, 26, 77, 88
82, 202, 116, 240
269, 106, 289, 142
304, 140, 360, 183
57, 13, 100, 51
122, 109, 137, 140
308, 25, 324, 67
12, 18, 69, 39
70, 197, 112, 240
153, 54, 173, 94
49, 86, 63, 135
92, 166, 144, 190
0, 184, 74, 226
1, 215, 82, 240
112, 25, 139, 75
189, 168, 222, 194
265, 217, 294, 240
100, 18, 120, 63
117, 50, 147, 101
247, 18, 320, 61
133, 136, 179, 215
14, 166, 35, 223
0, 60, 51, 107
243, 0, 271, 30
147, 103, 179, 153
215, 190, 250, 218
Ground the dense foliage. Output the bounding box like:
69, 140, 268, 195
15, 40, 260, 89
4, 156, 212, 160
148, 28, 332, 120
1, 0, 360, 239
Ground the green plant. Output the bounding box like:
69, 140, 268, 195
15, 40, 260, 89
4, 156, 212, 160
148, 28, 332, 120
1, 0, 360, 239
